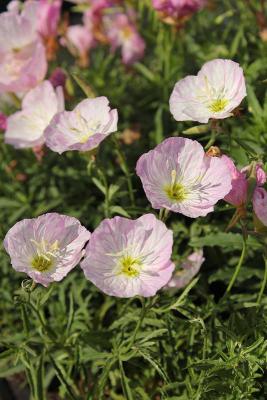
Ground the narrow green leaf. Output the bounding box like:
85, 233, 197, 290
119, 358, 134, 400
182, 124, 210, 135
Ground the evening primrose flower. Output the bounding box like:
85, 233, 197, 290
169, 59, 246, 123
36, 0, 62, 40
103, 12, 145, 65
81, 214, 174, 298
4, 213, 90, 287
61, 24, 95, 67
5, 80, 64, 149
45, 96, 118, 153
166, 249, 204, 289
136, 137, 232, 218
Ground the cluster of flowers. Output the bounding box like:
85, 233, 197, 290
3, 54, 266, 297
0, 0, 145, 104
63, 0, 145, 67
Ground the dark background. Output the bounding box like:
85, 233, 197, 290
0, 1, 72, 12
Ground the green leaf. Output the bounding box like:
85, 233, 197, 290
190, 233, 261, 249
80, 346, 110, 362
72, 74, 96, 98
137, 349, 169, 383
110, 205, 130, 218
92, 177, 106, 195
134, 63, 157, 82
119, 358, 134, 400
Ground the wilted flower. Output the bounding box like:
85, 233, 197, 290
45, 96, 118, 154
4, 213, 90, 287
81, 214, 174, 297
253, 187, 267, 227
222, 156, 267, 227
221, 155, 248, 208
169, 59, 246, 123
103, 12, 145, 65
0, 112, 7, 130
152, 0, 206, 24
5, 80, 64, 149
166, 249, 204, 289
61, 25, 95, 67
49, 67, 67, 88
136, 137, 232, 218
0, 3, 47, 93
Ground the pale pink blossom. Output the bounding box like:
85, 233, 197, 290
5, 81, 64, 149
36, 0, 62, 39
136, 137, 232, 218
103, 12, 145, 65
83, 0, 113, 28
45, 96, 118, 154
4, 213, 90, 287
0, 7, 47, 93
61, 25, 95, 66
221, 155, 248, 207
169, 59, 246, 123
81, 214, 174, 298
166, 250, 204, 289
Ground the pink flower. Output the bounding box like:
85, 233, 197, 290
5, 81, 64, 149
221, 155, 248, 207
61, 25, 95, 67
45, 96, 118, 154
36, 0, 62, 39
4, 213, 90, 287
81, 214, 174, 298
83, 0, 113, 28
166, 250, 204, 289
103, 12, 145, 65
169, 59, 246, 123
136, 137, 232, 218
0, 7, 47, 93
152, 0, 206, 18
222, 156, 267, 227
0, 112, 7, 130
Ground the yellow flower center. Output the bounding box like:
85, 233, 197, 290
164, 170, 187, 202
72, 110, 102, 143
209, 98, 229, 113
121, 26, 133, 39
31, 255, 53, 272
30, 239, 59, 273
120, 255, 142, 277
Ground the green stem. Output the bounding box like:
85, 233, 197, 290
205, 128, 217, 150
225, 227, 247, 294
159, 208, 169, 222
257, 256, 267, 305
127, 298, 147, 350
97, 167, 110, 218
112, 136, 135, 207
